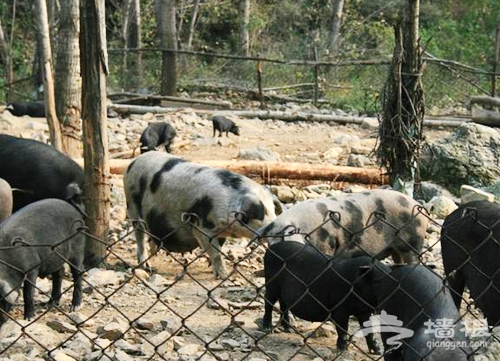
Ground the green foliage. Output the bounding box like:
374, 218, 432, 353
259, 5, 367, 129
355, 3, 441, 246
1, 0, 498, 108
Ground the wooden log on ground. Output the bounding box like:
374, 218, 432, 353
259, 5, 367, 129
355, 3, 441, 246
472, 108, 500, 127
470, 95, 500, 108
74, 158, 388, 185
108, 104, 469, 127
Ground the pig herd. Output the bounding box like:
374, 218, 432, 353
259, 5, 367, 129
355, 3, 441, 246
0, 131, 499, 360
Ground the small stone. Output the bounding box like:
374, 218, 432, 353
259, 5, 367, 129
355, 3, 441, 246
46, 319, 78, 333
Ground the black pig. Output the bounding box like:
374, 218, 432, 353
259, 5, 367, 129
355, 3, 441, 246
140, 122, 177, 153
262, 241, 385, 353
0, 199, 89, 325
371, 264, 472, 361
441, 200, 500, 327
0, 134, 84, 212
211, 115, 240, 137
5, 102, 46, 117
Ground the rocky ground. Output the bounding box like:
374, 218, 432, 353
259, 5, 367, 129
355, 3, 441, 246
0, 105, 494, 361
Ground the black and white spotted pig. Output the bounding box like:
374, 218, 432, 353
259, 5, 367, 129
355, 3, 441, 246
124, 151, 281, 278
258, 189, 428, 264
211, 115, 240, 137
0, 178, 13, 223
263, 240, 387, 353
0, 134, 84, 212
140, 122, 177, 153
0, 199, 89, 326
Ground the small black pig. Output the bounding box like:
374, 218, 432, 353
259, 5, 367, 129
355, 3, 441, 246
371, 264, 472, 361
5, 102, 46, 117
140, 122, 177, 153
441, 200, 500, 327
0, 134, 84, 212
262, 240, 386, 353
0, 199, 89, 325
211, 115, 240, 137
0, 178, 12, 223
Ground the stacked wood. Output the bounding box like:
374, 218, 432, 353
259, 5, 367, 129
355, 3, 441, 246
470, 95, 500, 127
74, 158, 388, 185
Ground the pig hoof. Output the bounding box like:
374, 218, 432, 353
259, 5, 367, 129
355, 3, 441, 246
370, 345, 381, 354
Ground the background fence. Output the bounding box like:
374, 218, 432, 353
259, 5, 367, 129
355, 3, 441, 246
0, 199, 499, 361
6, 48, 496, 115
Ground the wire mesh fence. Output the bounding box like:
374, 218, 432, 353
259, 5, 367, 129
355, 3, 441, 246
0, 195, 499, 360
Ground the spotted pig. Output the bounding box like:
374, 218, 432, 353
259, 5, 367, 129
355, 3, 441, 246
124, 151, 281, 278
258, 189, 428, 264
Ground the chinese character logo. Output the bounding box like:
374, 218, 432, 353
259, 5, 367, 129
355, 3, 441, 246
424, 318, 455, 338
354, 311, 414, 350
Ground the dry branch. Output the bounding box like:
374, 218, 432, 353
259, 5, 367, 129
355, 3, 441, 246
74, 158, 388, 185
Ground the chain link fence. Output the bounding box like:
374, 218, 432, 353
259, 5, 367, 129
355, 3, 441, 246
0, 196, 499, 360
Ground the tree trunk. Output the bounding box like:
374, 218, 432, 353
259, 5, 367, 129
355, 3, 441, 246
328, 0, 345, 54
376, 0, 424, 197
80, 0, 110, 267
239, 0, 250, 56
156, 0, 177, 96
35, 0, 63, 151
122, 0, 141, 92
0, 19, 14, 102
55, 0, 82, 157
186, 0, 200, 50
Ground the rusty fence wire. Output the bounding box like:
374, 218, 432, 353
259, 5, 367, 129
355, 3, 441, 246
0, 206, 499, 361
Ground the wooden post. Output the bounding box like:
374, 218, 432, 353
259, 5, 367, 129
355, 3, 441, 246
313, 46, 319, 106
80, 0, 111, 266
35, 0, 63, 151
256, 59, 264, 108
492, 24, 500, 98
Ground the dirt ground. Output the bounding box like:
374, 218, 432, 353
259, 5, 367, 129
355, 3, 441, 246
0, 109, 459, 361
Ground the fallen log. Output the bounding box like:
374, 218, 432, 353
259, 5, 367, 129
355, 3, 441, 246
74, 158, 388, 185
470, 95, 500, 108
108, 104, 469, 127
472, 108, 500, 127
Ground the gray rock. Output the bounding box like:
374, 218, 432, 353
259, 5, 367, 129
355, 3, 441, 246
460, 185, 495, 204
421, 123, 500, 193
237, 146, 281, 162
425, 196, 458, 219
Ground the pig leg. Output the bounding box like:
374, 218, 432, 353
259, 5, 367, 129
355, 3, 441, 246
133, 220, 151, 269
278, 299, 292, 331
357, 313, 381, 354
447, 269, 466, 310
69, 263, 83, 311
333, 315, 350, 350
23, 270, 39, 320
262, 291, 278, 330
48, 267, 65, 307
194, 234, 227, 278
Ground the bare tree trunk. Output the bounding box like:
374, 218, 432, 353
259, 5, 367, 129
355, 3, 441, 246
376, 0, 424, 197
0, 19, 14, 102
123, 0, 141, 92
328, 0, 344, 54
156, 0, 177, 96
55, 0, 82, 157
186, 0, 200, 50
80, 0, 110, 266
239, 0, 250, 56
35, 0, 63, 150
